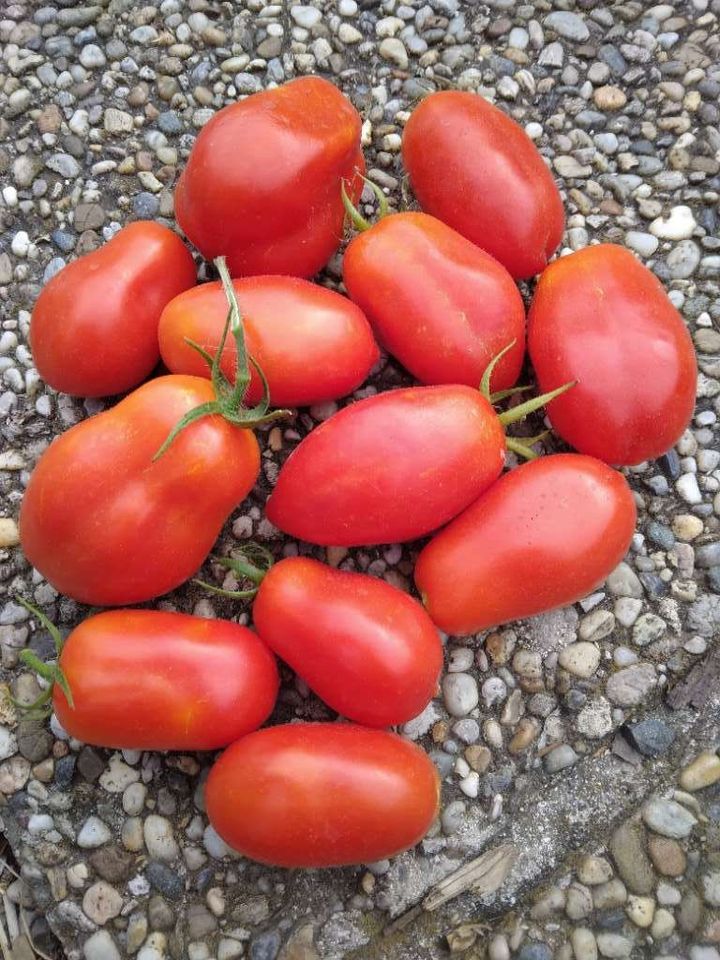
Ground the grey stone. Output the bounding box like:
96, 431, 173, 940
609, 820, 655, 895
606, 664, 656, 707
642, 797, 697, 838
625, 719, 674, 757
544, 11, 589, 41
46, 154, 81, 178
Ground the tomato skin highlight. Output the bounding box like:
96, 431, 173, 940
343, 212, 525, 390
205, 724, 440, 867
19, 375, 260, 606
30, 222, 196, 398
53, 610, 278, 751
158, 276, 379, 407
252, 557, 442, 727
528, 244, 697, 466
415, 454, 637, 635
174, 77, 365, 279
402, 91, 564, 280
265, 385, 506, 546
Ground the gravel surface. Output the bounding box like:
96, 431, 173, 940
1, 0, 720, 958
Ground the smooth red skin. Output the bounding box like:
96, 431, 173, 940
252, 557, 442, 727
402, 92, 565, 280
343, 212, 525, 390
53, 610, 278, 751
30, 222, 196, 397
19, 375, 260, 606
415, 454, 637, 635
175, 77, 365, 279
265, 386, 506, 546
205, 723, 440, 867
158, 276, 379, 407
528, 244, 697, 466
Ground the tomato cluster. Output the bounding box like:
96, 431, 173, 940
19, 77, 696, 869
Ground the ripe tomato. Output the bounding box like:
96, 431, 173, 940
265, 385, 506, 546
251, 557, 442, 727
415, 454, 636, 635
158, 276, 379, 407
20, 375, 260, 606
30, 222, 196, 397
402, 92, 564, 280
205, 724, 440, 867
175, 77, 365, 278
528, 244, 697, 465
342, 211, 525, 390
46, 610, 279, 750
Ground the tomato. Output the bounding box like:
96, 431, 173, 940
158, 275, 379, 407
251, 557, 442, 727
19, 375, 260, 606
415, 454, 636, 635
402, 91, 564, 280
205, 724, 440, 867
528, 244, 697, 466
266, 385, 506, 546
175, 77, 365, 279
41, 610, 278, 750
30, 222, 196, 397
342, 210, 525, 390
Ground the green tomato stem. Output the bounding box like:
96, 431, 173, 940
341, 173, 389, 234
14, 596, 74, 712
153, 256, 291, 460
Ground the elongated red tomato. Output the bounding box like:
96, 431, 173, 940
528, 244, 697, 466
252, 557, 442, 727
20, 376, 260, 606
402, 92, 564, 280
52, 610, 278, 750
30, 222, 196, 397
415, 454, 636, 635
343, 212, 525, 390
175, 77, 365, 278
158, 276, 379, 407
266, 386, 506, 546
206, 724, 440, 867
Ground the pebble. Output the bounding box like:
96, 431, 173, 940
702, 871, 720, 907
649, 205, 697, 240
595, 934, 632, 958
625, 232, 658, 257
606, 563, 643, 599
610, 820, 655, 895
667, 240, 701, 278
82, 881, 123, 925
77, 816, 112, 849
648, 835, 686, 877
99, 755, 140, 792
578, 856, 614, 886
143, 815, 179, 862
642, 797, 697, 838
544, 11, 589, 41
442, 673, 479, 717
673, 514, 704, 541
679, 752, 720, 791
626, 719, 674, 756
379, 38, 408, 69
677, 476, 701, 508
594, 86, 627, 110
46, 154, 81, 178
576, 697, 613, 739
83, 930, 122, 960
626, 894, 655, 928
545, 744, 578, 773
571, 929, 597, 960
606, 664, 656, 707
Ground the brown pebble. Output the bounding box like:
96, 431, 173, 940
594, 85, 627, 110
465, 745, 491, 773
37, 104, 62, 134
648, 835, 686, 877
432, 720, 450, 743
509, 718, 540, 754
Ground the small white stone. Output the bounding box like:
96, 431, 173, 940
143, 815, 179, 862
379, 37, 408, 69
443, 673, 479, 716
459, 772, 479, 798
291, 3, 322, 27
77, 816, 112, 849
0, 726, 17, 761
11, 231, 30, 257
626, 894, 655, 928
99, 754, 140, 792
676, 473, 702, 505
83, 930, 122, 960
649, 205, 697, 240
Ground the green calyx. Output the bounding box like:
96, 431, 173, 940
13, 596, 74, 718
153, 256, 291, 461
480, 340, 575, 461
341, 173, 389, 234
194, 543, 274, 601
